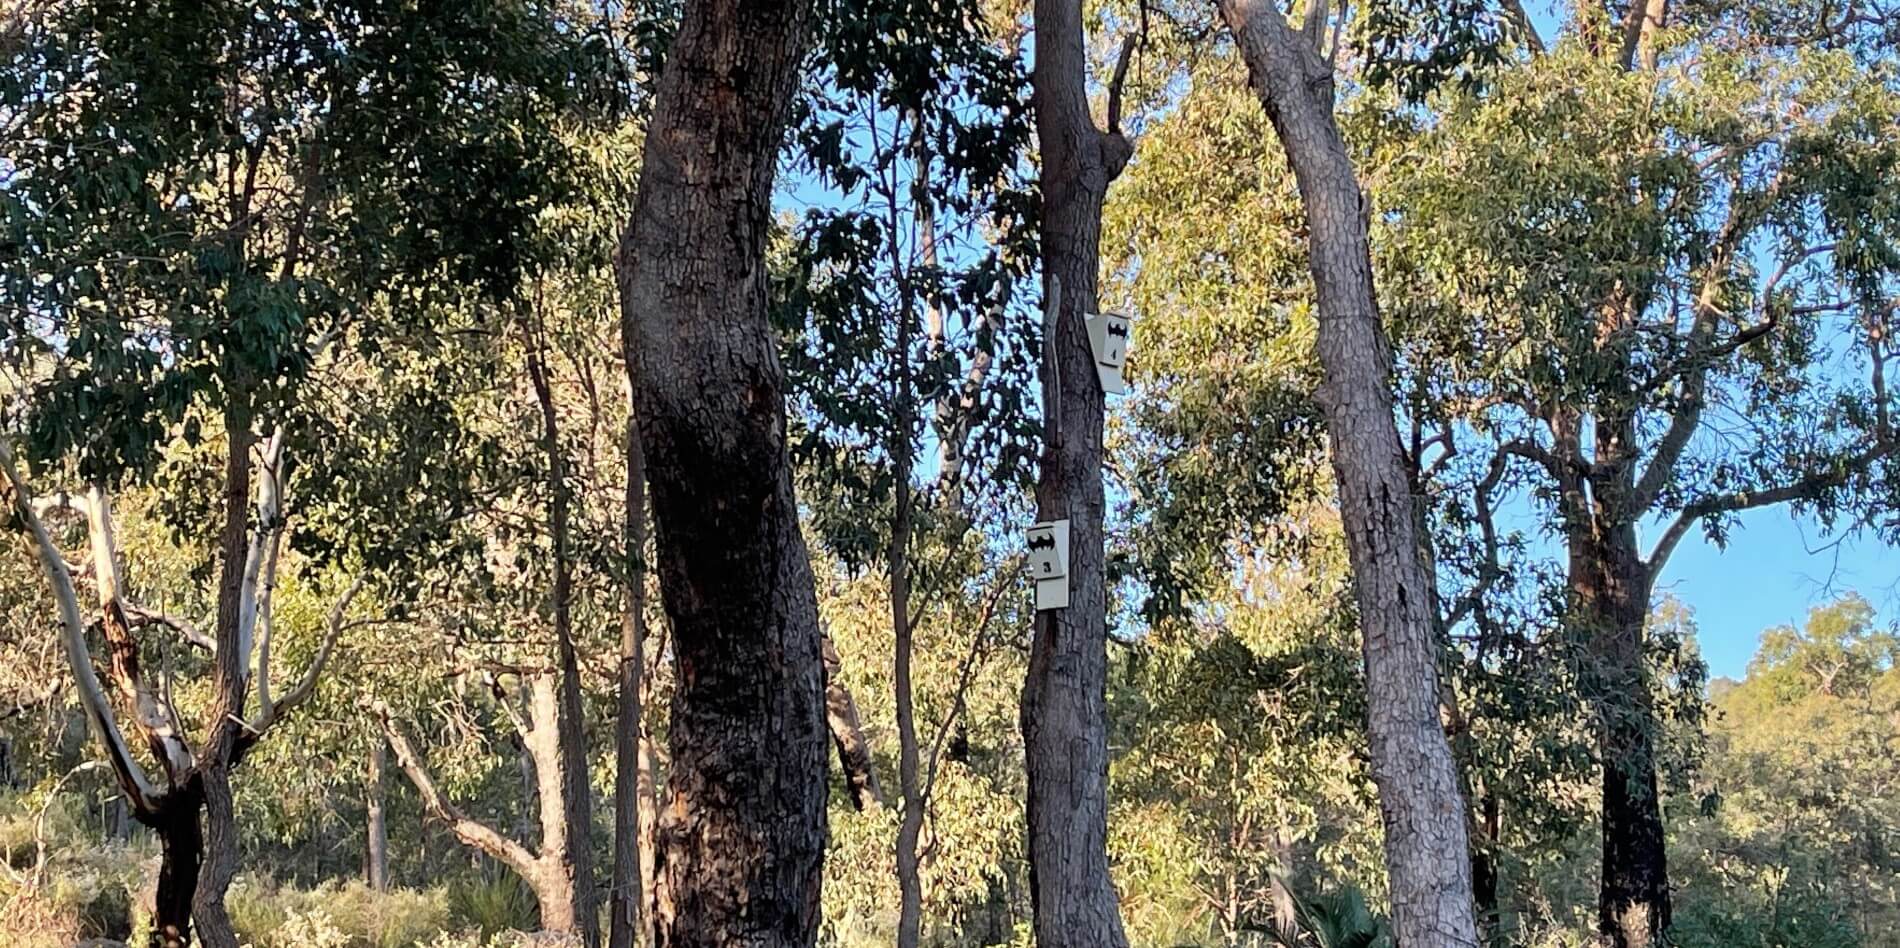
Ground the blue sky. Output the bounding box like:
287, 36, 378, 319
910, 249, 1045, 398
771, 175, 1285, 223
1501, 4, 1899, 678
771, 2, 1899, 683
1652, 512, 1895, 679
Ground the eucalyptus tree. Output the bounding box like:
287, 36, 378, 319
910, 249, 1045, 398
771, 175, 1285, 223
1385, 4, 1900, 943
0, 1, 607, 943
1211, 1, 1488, 943
615, 0, 830, 941
1016, 0, 1143, 940
779, 0, 1036, 940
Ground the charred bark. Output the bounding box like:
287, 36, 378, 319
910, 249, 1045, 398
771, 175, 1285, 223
142, 783, 205, 948
615, 0, 827, 941
1570, 528, 1668, 948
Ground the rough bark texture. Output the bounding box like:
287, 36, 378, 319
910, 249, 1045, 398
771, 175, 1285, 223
1020, 0, 1133, 944
1217, 3, 1479, 945
610, 413, 653, 948
188, 406, 257, 948
616, 0, 827, 941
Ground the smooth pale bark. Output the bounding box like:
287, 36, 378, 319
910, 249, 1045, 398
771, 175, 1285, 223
1020, 0, 1133, 944
526, 676, 589, 936
367, 739, 390, 893
891, 276, 923, 948
616, 0, 826, 941
1215, 3, 1479, 946
380, 680, 595, 937
4, 411, 346, 948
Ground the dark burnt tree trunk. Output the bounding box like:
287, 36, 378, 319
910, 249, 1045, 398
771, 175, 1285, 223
1470, 788, 1500, 941
1217, 3, 1479, 945
1020, 0, 1133, 944
615, 0, 827, 941
1569, 523, 1668, 947
144, 783, 206, 948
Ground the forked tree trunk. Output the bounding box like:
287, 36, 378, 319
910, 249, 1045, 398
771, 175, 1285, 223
1217, 3, 1479, 945
615, 0, 827, 941
189, 405, 258, 948
381, 690, 592, 939
1020, 0, 1133, 943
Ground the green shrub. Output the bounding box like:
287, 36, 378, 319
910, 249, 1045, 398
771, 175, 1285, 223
445, 872, 538, 937
229, 876, 454, 948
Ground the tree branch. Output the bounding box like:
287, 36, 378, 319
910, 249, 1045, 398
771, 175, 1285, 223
121, 603, 217, 653
1105, 33, 1137, 136
376, 703, 542, 877
1646, 440, 1899, 571
251, 576, 364, 736
0, 444, 163, 813
1501, 0, 1544, 53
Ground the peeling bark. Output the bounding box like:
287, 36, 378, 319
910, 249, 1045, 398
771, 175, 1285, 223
822, 636, 884, 812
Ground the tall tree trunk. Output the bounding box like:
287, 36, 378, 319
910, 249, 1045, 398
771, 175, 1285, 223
367, 738, 390, 893
610, 410, 652, 948
189, 404, 258, 948
616, 0, 826, 941
1020, 0, 1133, 944
530, 330, 601, 948
892, 287, 924, 948
1217, 4, 1479, 946
1570, 528, 1668, 948
526, 674, 592, 937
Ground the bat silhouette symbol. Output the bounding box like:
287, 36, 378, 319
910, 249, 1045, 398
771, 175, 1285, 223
1107, 323, 1130, 339
1028, 534, 1056, 552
